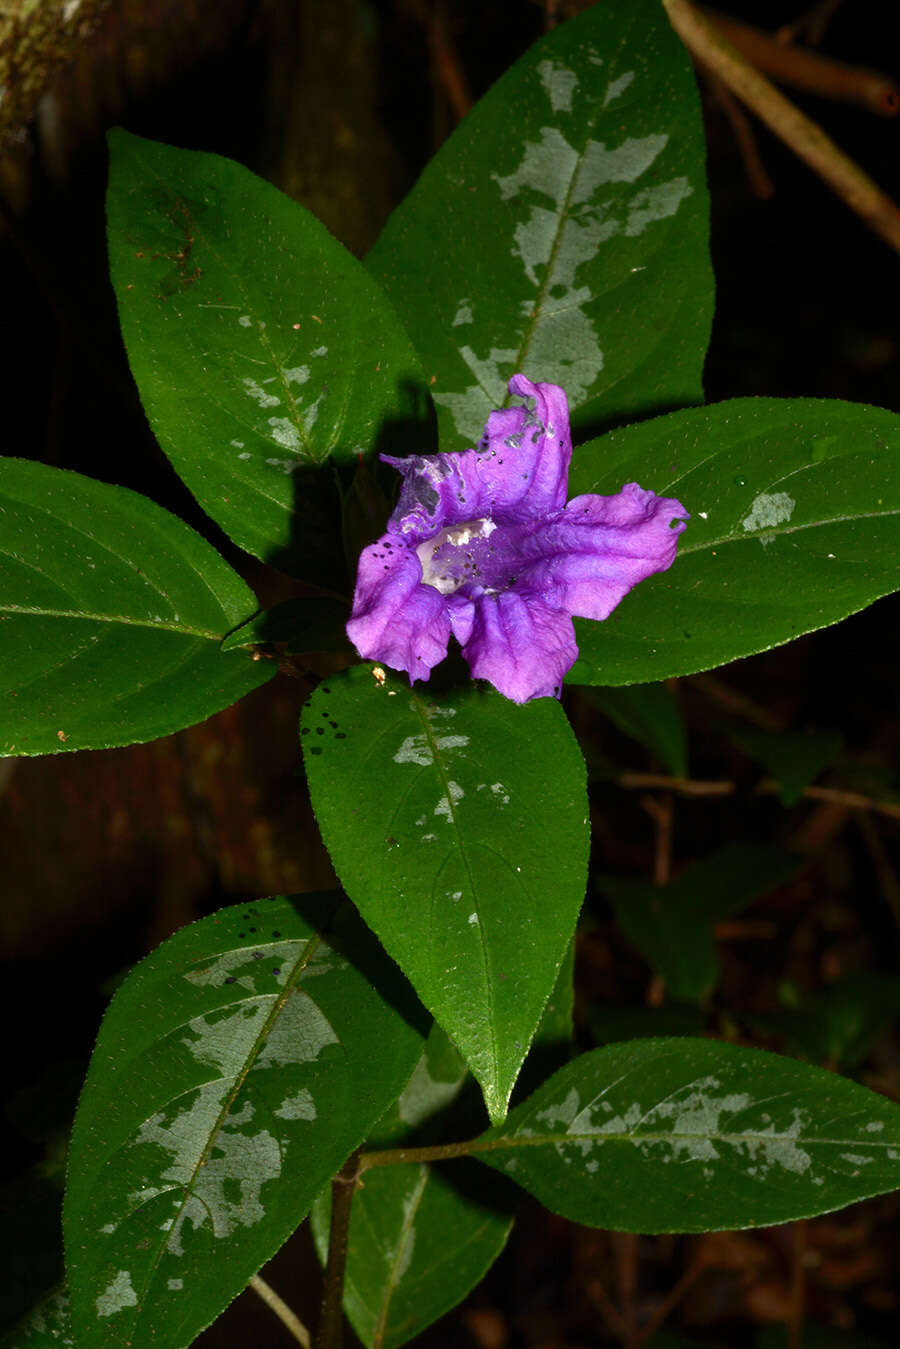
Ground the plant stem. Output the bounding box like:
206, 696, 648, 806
360, 1137, 482, 1170
249, 1275, 311, 1348
662, 0, 900, 255
313, 1150, 363, 1349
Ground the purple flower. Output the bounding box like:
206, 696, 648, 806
346, 374, 688, 703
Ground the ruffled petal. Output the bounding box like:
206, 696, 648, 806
475, 373, 573, 522
513, 483, 689, 621
346, 535, 450, 682
446, 593, 476, 647
381, 375, 573, 540
380, 452, 488, 541
462, 590, 578, 703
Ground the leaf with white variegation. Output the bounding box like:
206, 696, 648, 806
301, 664, 589, 1123
107, 130, 427, 573
565, 398, 900, 687
477, 1039, 900, 1232
63, 896, 426, 1349
368, 0, 712, 451
0, 459, 270, 756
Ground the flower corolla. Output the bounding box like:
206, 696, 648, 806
346, 374, 688, 703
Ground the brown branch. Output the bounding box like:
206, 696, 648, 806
640, 791, 674, 885
701, 5, 900, 117
662, 0, 900, 255
616, 771, 900, 822
758, 780, 900, 821
313, 1151, 363, 1349
428, 0, 471, 124
621, 772, 734, 798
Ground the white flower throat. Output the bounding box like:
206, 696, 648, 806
416, 518, 497, 596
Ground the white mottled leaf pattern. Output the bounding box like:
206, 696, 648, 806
478, 1039, 900, 1232
63, 896, 426, 1349
368, 0, 711, 450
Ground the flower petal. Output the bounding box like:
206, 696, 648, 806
476, 374, 573, 522
346, 535, 450, 682
446, 593, 476, 647
381, 375, 573, 539
462, 590, 578, 703
380, 452, 483, 541
514, 482, 689, 621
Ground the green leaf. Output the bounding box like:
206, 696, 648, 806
1, 1288, 71, 1349
368, 0, 712, 452
727, 724, 843, 805
752, 973, 900, 1071
0, 459, 270, 756
301, 664, 589, 1123
582, 683, 687, 777
478, 1038, 900, 1233
598, 844, 801, 1002
320, 1164, 512, 1349
566, 398, 900, 686
63, 895, 426, 1349
106, 129, 426, 572
312, 1025, 513, 1349
307, 949, 574, 1349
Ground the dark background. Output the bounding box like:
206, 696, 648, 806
1, 2, 899, 1345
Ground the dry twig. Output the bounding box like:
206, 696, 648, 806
702, 5, 900, 116
617, 771, 900, 823
249, 1275, 311, 1348
662, 0, 900, 255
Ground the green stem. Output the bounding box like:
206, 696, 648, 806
313, 1150, 363, 1349
360, 1137, 486, 1170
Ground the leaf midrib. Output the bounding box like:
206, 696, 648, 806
502, 6, 643, 401
0, 602, 220, 639
127, 922, 334, 1330
472, 1127, 898, 1155
677, 505, 900, 557
411, 692, 503, 1112
372, 1166, 429, 1348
